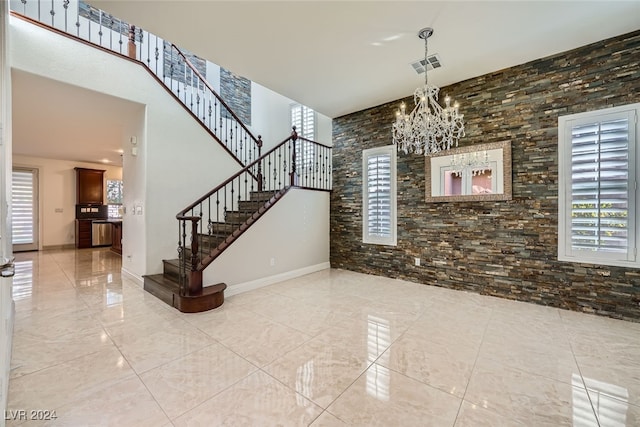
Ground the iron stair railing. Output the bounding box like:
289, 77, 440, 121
176, 128, 332, 296
11, 0, 262, 167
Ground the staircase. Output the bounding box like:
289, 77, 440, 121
11, 2, 332, 313
143, 187, 290, 312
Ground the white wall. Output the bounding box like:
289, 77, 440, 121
251, 81, 333, 150
316, 111, 333, 146
12, 155, 122, 248
121, 108, 146, 279
203, 188, 329, 290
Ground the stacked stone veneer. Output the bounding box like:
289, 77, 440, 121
221, 68, 251, 126
331, 30, 640, 321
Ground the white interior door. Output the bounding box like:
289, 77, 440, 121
11, 167, 38, 252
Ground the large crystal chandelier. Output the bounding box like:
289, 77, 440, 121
392, 28, 465, 156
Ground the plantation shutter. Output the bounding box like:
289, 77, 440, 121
291, 104, 315, 140
12, 169, 35, 245
366, 153, 392, 238
570, 117, 629, 254
291, 104, 317, 174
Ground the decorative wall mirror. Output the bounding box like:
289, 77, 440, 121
425, 141, 512, 202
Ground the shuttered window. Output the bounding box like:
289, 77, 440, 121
558, 104, 639, 267
291, 103, 316, 140
363, 146, 397, 246
291, 103, 316, 171
12, 168, 38, 251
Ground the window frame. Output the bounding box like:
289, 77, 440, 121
362, 145, 397, 246
558, 103, 639, 268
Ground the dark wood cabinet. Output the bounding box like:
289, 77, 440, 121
75, 219, 92, 249
111, 221, 122, 255
75, 168, 105, 205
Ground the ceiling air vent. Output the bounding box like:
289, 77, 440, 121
411, 53, 442, 74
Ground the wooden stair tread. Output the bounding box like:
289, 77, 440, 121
144, 273, 179, 291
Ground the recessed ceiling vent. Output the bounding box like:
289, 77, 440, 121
411, 53, 442, 74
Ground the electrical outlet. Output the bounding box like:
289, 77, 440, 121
414, 257, 421, 266
270, 257, 275, 267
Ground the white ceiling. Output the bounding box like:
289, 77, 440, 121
11, 1, 640, 165
12, 70, 143, 166
90, 0, 640, 119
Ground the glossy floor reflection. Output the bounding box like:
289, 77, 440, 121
7, 248, 640, 426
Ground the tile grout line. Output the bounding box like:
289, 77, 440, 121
558, 311, 602, 427
450, 304, 495, 426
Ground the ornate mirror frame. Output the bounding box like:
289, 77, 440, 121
425, 141, 512, 203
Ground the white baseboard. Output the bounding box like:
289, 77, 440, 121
224, 262, 330, 297
121, 267, 144, 287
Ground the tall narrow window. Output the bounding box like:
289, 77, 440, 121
291, 103, 317, 183
558, 104, 639, 267
363, 146, 397, 246
291, 103, 316, 140
12, 168, 39, 252
106, 179, 123, 218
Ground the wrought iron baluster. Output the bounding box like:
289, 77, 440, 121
63, 0, 69, 32
49, 0, 54, 27
146, 30, 151, 68
75, 3, 80, 36
98, 9, 103, 46
117, 19, 123, 53
138, 27, 143, 61
189, 69, 194, 112
155, 37, 159, 74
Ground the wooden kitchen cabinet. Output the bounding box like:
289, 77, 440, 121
75, 219, 92, 249
75, 168, 105, 205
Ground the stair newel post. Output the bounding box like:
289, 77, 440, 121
290, 126, 298, 186
257, 135, 264, 191
179, 219, 186, 295
188, 217, 203, 295
127, 24, 137, 59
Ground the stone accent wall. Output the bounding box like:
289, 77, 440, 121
331, 30, 640, 321
220, 68, 251, 126
79, 1, 129, 37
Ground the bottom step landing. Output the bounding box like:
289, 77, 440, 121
143, 274, 226, 313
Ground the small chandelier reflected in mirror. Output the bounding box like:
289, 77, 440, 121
450, 150, 490, 177
392, 27, 465, 156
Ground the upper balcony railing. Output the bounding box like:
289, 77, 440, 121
10, 0, 262, 166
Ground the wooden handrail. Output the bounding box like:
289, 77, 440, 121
176, 132, 295, 217
296, 135, 333, 149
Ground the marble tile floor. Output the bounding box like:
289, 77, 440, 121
6, 248, 640, 426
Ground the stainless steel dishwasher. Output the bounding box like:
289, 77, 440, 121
91, 221, 113, 247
